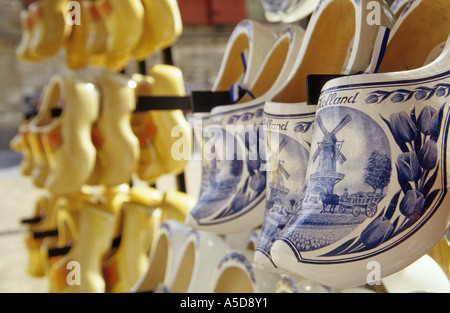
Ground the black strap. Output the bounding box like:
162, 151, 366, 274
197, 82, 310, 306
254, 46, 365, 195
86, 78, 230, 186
306, 74, 349, 105
33, 229, 58, 239
191, 90, 247, 113
48, 245, 72, 258
21, 216, 42, 225
135, 96, 192, 112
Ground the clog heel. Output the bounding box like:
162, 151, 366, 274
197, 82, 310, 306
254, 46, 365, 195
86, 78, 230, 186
133, 0, 182, 61
131, 220, 191, 293
28, 75, 100, 196
270, 34, 450, 289
211, 230, 280, 293
88, 72, 139, 187
163, 230, 229, 293
48, 203, 115, 293
254, 0, 394, 272
27, 0, 71, 60
185, 25, 306, 234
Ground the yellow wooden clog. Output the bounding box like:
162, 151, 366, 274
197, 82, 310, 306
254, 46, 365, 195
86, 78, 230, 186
131, 65, 191, 184
133, 0, 183, 61
29, 75, 100, 196
27, 0, 71, 60
88, 72, 140, 187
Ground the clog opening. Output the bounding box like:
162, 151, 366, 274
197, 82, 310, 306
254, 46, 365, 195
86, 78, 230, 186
140, 233, 169, 292
272, 0, 356, 103
214, 33, 250, 91
213, 267, 254, 293
170, 241, 195, 293
378, 0, 450, 73
239, 36, 291, 102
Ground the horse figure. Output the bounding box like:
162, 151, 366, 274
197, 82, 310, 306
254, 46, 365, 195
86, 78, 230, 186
320, 193, 340, 214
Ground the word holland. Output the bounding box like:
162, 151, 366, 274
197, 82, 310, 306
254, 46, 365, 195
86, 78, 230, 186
318, 92, 360, 109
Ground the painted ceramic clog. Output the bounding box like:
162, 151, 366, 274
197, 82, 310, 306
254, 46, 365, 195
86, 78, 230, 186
185, 21, 278, 199
274, 275, 331, 293
130, 220, 191, 293
185, 26, 306, 234
279, 0, 321, 24
28, 75, 100, 196
390, 0, 410, 19
381, 255, 450, 293
270, 35, 450, 289
87, 72, 140, 187
260, 0, 283, 22
254, 0, 395, 272
133, 0, 182, 61
211, 20, 277, 94
212, 229, 281, 293
162, 229, 229, 293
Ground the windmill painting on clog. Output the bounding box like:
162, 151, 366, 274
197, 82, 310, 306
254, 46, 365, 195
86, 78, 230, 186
187, 19, 277, 199
186, 26, 306, 234
270, 35, 450, 290
254, 0, 395, 272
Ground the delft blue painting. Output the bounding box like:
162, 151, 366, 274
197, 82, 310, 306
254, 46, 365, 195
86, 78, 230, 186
190, 105, 266, 224
279, 106, 392, 253
257, 111, 314, 260
277, 74, 449, 261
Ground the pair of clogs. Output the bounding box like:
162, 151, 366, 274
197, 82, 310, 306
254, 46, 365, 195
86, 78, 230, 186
132, 222, 280, 293
17, 0, 182, 71
47, 185, 194, 293
186, 0, 395, 234
256, 0, 450, 289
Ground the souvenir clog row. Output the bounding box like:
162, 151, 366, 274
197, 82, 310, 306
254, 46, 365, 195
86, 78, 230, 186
12, 64, 192, 286
183, 0, 450, 289
130, 220, 448, 293
11, 64, 191, 194
16, 0, 182, 71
